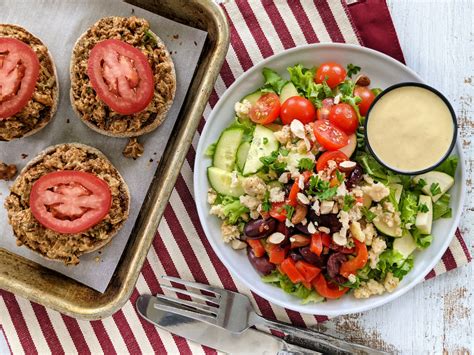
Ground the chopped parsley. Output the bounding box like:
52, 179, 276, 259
336, 170, 345, 183
346, 63, 361, 78
343, 195, 355, 212
260, 151, 287, 174
430, 182, 441, 196
416, 178, 427, 189
298, 158, 315, 171
284, 205, 295, 220
262, 190, 271, 212
306, 175, 338, 200
362, 206, 376, 222
263, 137, 269, 145
280, 148, 289, 156
143, 29, 158, 46
418, 203, 429, 213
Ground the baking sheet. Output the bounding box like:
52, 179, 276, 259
0, 0, 207, 292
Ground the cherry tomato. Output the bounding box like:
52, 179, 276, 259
313, 274, 349, 299
249, 93, 281, 124
339, 239, 368, 278
317, 98, 334, 120
295, 260, 321, 283
88, 39, 154, 115
310, 233, 323, 256
354, 86, 375, 116
269, 202, 287, 222
0, 38, 40, 119
328, 103, 358, 134
313, 120, 349, 151
314, 62, 346, 89
280, 96, 316, 124
316, 151, 348, 172
29, 171, 112, 234
280, 258, 305, 284
268, 244, 287, 265
247, 239, 265, 258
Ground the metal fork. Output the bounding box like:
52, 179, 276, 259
154, 275, 388, 354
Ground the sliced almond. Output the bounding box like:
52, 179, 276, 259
297, 192, 310, 205
318, 226, 330, 234
333, 232, 347, 246
231, 239, 247, 250
267, 232, 286, 244
307, 222, 317, 234
290, 119, 306, 139
320, 200, 334, 215
339, 160, 357, 173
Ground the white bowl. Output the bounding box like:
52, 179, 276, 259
194, 43, 465, 316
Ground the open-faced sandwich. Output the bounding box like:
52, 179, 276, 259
4, 143, 130, 265
0, 24, 59, 141
70, 16, 176, 157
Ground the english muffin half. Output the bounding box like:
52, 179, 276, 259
4, 143, 130, 265
0, 24, 59, 141
70, 16, 176, 138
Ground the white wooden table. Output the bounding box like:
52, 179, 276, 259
314, 1, 474, 353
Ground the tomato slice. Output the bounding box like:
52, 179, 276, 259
316, 150, 348, 172
29, 171, 112, 234
287, 181, 300, 207
313, 120, 349, 150
0, 38, 39, 119
310, 233, 323, 256
247, 239, 266, 258
269, 202, 287, 222
249, 93, 281, 124
280, 96, 316, 125
339, 239, 368, 278
295, 260, 321, 283
316, 98, 334, 120
354, 86, 375, 116
328, 103, 359, 134
268, 244, 288, 265
314, 62, 346, 89
88, 39, 154, 115
280, 258, 305, 284
313, 274, 349, 299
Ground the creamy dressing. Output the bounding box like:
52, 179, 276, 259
367, 86, 454, 172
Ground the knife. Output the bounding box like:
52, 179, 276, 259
137, 294, 319, 354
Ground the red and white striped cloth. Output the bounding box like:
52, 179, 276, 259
0, 1, 471, 353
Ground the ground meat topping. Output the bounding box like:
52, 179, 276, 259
4, 144, 129, 265
71, 16, 176, 135
0, 162, 17, 180
122, 137, 144, 159
0, 25, 57, 141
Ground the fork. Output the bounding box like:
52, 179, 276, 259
154, 275, 388, 354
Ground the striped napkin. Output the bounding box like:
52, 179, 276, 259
0, 1, 470, 353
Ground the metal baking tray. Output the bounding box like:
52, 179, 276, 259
0, 0, 229, 320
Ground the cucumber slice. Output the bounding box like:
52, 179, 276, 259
279, 82, 299, 104
213, 128, 244, 172
339, 133, 357, 158
415, 195, 433, 234
236, 141, 251, 171
207, 167, 244, 197
373, 209, 403, 237
413, 171, 454, 202
393, 230, 417, 258
242, 90, 263, 106
390, 183, 403, 204
243, 125, 279, 176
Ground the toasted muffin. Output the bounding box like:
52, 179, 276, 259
70, 16, 176, 138
4, 143, 130, 265
0, 24, 59, 141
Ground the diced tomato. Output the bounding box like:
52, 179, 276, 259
354, 86, 375, 116
302, 170, 313, 182
314, 62, 346, 89
313, 120, 349, 151
268, 244, 287, 264
88, 39, 155, 115
310, 233, 323, 256
269, 202, 287, 222
249, 93, 281, 124
313, 274, 349, 299
329, 103, 359, 134
316, 98, 334, 120
295, 260, 321, 283
287, 182, 300, 207
280, 258, 305, 284
247, 239, 265, 258
339, 239, 368, 277
29, 171, 112, 234
321, 233, 332, 247
280, 96, 316, 124
0, 38, 40, 119
316, 151, 348, 172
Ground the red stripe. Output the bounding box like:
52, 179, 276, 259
61, 315, 91, 354
90, 321, 117, 355
261, 0, 296, 49
219, 60, 236, 88
112, 310, 141, 354
30, 303, 65, 355
289, 0, 320, 43
313, 0, 345, 42
340, 0, 363, 45
456, 228, 472, 262
425, 269, 436, 280
441, 248, 457, 271
0, 291, 37, 354
315, 315, 329, 323
284, 309, 306, 328
0, 325, 12, 353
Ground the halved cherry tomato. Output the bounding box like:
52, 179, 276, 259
316, 98, 334, 120
280, 96, 316, 124
280, 258, 305, 284
310, 233, 323, 256
287, 182, 300, 207
329, 103, 358, 134
268, 244, 287, 264
316, 151, 348, 172
88, 39, 154, 115
249, 92, 281, 124
29, 171, 112, 234
0, 38, 40, 119
314, 62, 346, 89
313, 120, 349, 151
339, 239, 368, 277
269, 202, 287, 222
295, 260, 321, 283
354, 86, 375, 116
313, 274, 349, 299
247, 239, 265, 258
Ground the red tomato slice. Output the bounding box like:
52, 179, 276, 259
328, 103, 359, 134
314, 62, 346, 89
249, 93, 281, 124
247, 239, 265, 257
88, 39, 154, 115
269, 201, 287, 222
313, 120, 349, 150
339, 239, 368, 278
268, 244, 288, 265
310, 233, 323, 256
0, 38, 40, 119
313, 274, 349, 299
280, 96, 316, 124
280, 258, 305, 284
354, 86, 375, 116
295, 260, 321, 283
30, 171, 112, 234
316, 98, 334, 120
287, 181, 300, 207
316, 150, 348, 171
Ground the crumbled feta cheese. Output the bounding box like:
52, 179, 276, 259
336, 183, 348, 198
338, 210, 350, 238
331, 203, 339, 214
305, 123, 317, 142
351, 186, 364, 198
348, 205, 363, 222
242, 176, 267, 198
296, 140, 308, 154
269, 187, 285, 203
207, 188, 217, 205
278, 173, 289, 184
285, 219, 295, 228
353, 279, 385, 299
312, 200, 321, 215
362, 182, 390, 202
298, 175, 305, 189
383, 201, 395, 213
230, 171, 239, 188
327, 160, 337, 171
371, 204, 402, 236
333, 232, 347, 246
250, 210, 260, 219
363, 174, 374, 185
221, 221, 241, 243
210, 204, 225, 219
274, 125, 291, 144
350, 221, 365, 242
240, 195, 260, 210
348, 274, 357, 283
368, 237, 387, 268
383, 272, 400, 292
290, 119, 306, 139
297, 192, 310, 205
231, 239, 247, 250
234, 99, 251, 118
320, 200, 334, 215
363, 223, 377, 246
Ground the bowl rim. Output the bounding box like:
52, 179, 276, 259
364, 82, 458, 175
194, 42, 466, 316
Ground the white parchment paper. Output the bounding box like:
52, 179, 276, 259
0, 0, 207, 292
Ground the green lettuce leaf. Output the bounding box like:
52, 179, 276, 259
377, 250, 414, 281
228, 117, 255, 143
261, 270, 323, 303
261, 68, 288, 94
434, 156, 458, 177
400, 191, 419, 226
205, 143, 217, 157
355, 151, 387, 181
412, 228, 433, 249
433, 193, 452, 220
287, 64, 326, 108
301, 291, 325, 305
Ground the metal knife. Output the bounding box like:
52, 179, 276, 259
137, 294, 319, 354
